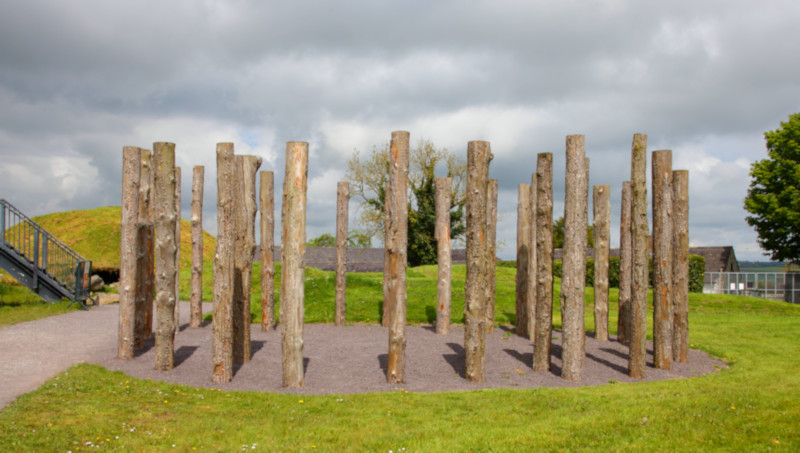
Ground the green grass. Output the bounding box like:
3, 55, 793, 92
2, 272, 799, 450
0, 273, 80, 327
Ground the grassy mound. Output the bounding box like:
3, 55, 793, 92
30, 206, 217, 276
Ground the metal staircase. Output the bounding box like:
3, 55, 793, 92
0, 199, 93, 308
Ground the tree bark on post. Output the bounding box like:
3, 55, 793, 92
485, 179, 498, 334
528, 174, 538, 340
190, 165, 204, 328
672, 170, 690, 363
464, 140, 492, 383
562, 135, 588, 382
135, 149, 154, 348
652, 150, 673, 369
533, 153, 553, 372
174, 167, 181, 331
386, 131, 409, 384
281, 142, 309, 388
233, 155, 262, 363
593, 185, 610, 341
382, 180, 391, 328
618, 181, 632, 344
435, 177, 452, 335
260, 171, 275, 331
118, 146, 141, 360
212, 143, 235, 383
134, 221, 153, 349
515, 183, 532, 337
153, 142, 177, 371
140, 149, 155, 341
629, 134, 649, 379
335, 181, 350, 326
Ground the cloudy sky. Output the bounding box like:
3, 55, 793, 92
2, 0, 799, 261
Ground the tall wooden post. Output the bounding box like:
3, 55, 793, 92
652, 150, 673, 369
335, 181, 350, 326
533, 153, 553, 372
593, 185, 610, 341
672, 170, 690, 363
134, 149, 154, 348
118, 146, 141, 360
281, 142, 309, 387
435, 177, 452, 335
382, 180, 391, 328
618, 181, 632, 344
260, 171, 276, 331
174, 167, 181, 331
140, 149, 155, 341
528, 174, 538, 340
485, 179, 498, 334
562, 135, 588, 382
190, 165, 204, 328
629, 134, 649, 379
464, 140, 492, 382
212, 143, 235, 383
233, 155, 262, 363
153, 142, 177, 371
386, 131, 409, 384
134, 221, 153, 348
515, 183, 532, 337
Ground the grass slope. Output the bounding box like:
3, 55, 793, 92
31, 206, 217, 273
1, 278, 799, 450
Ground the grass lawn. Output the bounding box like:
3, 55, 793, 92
1, 265, 799, 450
0, 273, 80, 327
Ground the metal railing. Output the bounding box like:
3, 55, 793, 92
704, 271, 800, 303
0, 199, 92, 303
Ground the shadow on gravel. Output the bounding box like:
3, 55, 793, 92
443, 342, 466, 378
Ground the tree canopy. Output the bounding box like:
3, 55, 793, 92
346, 139, 466, 266
744, 113, 800, 264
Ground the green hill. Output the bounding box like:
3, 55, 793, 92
30, 206, 217, 278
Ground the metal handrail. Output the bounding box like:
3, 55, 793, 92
704, 271, 800, 304
0, 199, 91, 302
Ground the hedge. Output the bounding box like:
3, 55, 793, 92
552, 254, 705, 292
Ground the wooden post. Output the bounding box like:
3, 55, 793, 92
617, 181, 632, 344
260, 171, 275, 331
528, 174, 538, 340
173, 167, 181, 331
190, 166, 204, 328
652, 150, 673, 369
485, 179, 498, 334
233, 155, 262, 363
118, 146, 141, 360
382, 180, 391, 328
335, 181, 350, 326
386, 131, 409, 384
435, 177, 452, 335
533, 153, 553, 372
672, 170, 690, 363
562, 135, 587, 382
140, 149, 155, 341
153, 142, 177, 371
629, 134, 649, 379
464, 140, 492, 382
281, 142, 309, 387
134, 221, 153, 349
593, 185, 610, 341
515, 183, 532, 337
212, 143, 235, 383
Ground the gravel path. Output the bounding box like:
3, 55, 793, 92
1, 302, 724, 408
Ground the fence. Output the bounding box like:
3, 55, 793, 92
704, 271, 800, 304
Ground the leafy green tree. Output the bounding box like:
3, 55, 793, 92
745, 113, 800, 264
307, 232, 372, 248
346, 139, 466, 266
307, 233, 336, 247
